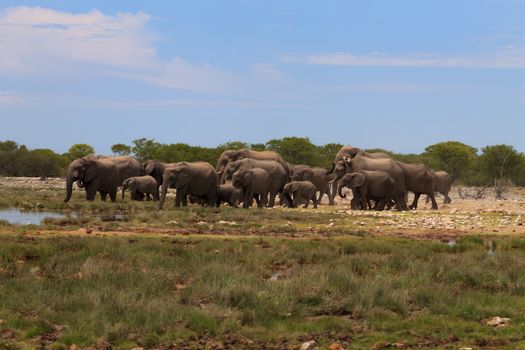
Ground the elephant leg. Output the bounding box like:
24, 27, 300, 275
261, 191, 268, 208
243, 188, 253, 209
409, 193, 421, 209
428, 192, 439, 210
268, 191, 277, 208
153, 188, 160, 201
255, 194, 263, 209
85, 185, 97, 201
312, 192, 318, 209
100, 192, 108, 201
109, 190, 117, 203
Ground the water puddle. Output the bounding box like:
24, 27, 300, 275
0, 209, 128, 225
0, 209, 75, 225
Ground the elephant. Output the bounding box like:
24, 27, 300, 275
333, 146, 390, 164
291, 166, 334, 205
337, 171, 396, 211
143, 160, 178, 192
122, 175, 159, 201
331, 156, 407, 210
64, 157, 119, 202
282, 181, 318, 208
232, 168, 270, 208
87, 156, 141, 186
221, 159, 289, 207
426, 171, 454, 204
396, 161, 438, 210
189, 184, 240, 207
216, 149, 290, 176
216, 184, 242, 207
158, 161, 218, 209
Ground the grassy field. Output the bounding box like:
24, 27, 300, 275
1, 181, 525, 349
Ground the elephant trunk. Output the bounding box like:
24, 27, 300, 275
220, 171, 228, 185
338, 181, 347, 198
64, 175, 75, 203
158, 182, 169, 210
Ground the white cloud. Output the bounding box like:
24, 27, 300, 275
283, 50, 525, 68
0, 6, 233, 91
0, 91, 24, 105
252, 63, 284, 80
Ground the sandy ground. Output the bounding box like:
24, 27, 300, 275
3, 177, 525, 239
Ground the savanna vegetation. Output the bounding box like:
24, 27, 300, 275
3, 232, 525, 349
2, 138, 525, 186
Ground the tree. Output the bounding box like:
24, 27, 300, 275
64, 144, 95, 161
477, 144, 525, 184
266, 137, 321, 166
0, 140, 20, 152
250, 143, 266, 151
317, 143, 344, 168
217, 141, 250, 151
422, 141, 478, 181
111, 143, 132, 156
131, 138, 161, 162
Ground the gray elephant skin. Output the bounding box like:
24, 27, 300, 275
283, 181, 318, 208
216, 149, 290, 175
88, 155, 141, 186
291, 165, 334, 205
159, 161, 218, 209
221, 159, 289, 207
338, 171, 395, 211
332, 156, 407, 210
427, 170, 454, 204
395, 161, 438, 210
143, 160, 177, 192
64, 157, 119, 202
232, 168, 270, 208
122, 175, 159, 201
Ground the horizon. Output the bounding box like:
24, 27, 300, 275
2, 1, 525, 154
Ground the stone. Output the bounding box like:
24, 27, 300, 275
167, 220, 178, 225
485, 316, 511, 327
329, 343, 345, 350
300, 341, 317, 350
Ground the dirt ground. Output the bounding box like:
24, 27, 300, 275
2, 177, 525, 239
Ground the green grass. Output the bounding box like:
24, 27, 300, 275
2, 235, 525, 349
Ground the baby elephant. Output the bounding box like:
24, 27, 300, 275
189, 184, 240, 207
216, 184, 241, 207
122, 175, 159, 201
337, 170, 395, 211
232, 168, 270, 208
283, 181, 318, 208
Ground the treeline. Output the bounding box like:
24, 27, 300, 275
0, 138, 524, 186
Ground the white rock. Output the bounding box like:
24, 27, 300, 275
300, 341, 317, 350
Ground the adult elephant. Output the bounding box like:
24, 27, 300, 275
221, 159, 289, 207
216, 149, 290, 176
291, 166, 334, 205
88, 156, 141, 186
143, 160, 177, 193
426, 171, 453, 204
396, 161, 438, 210
158, 161, 218, 209
64, 157, 119, 202
232, 168, 270, 208
332, 155, 407, 210
333, 146, 390, 165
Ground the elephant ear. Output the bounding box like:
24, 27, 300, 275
177, 166, 193, 187
84, 159, 100, 183
349, 173, 365, 188
144, 162, 156, 175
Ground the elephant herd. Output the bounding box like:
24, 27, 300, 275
63, 146, 454, 211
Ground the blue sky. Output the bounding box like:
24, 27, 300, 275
1, 1, 525, 154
